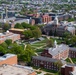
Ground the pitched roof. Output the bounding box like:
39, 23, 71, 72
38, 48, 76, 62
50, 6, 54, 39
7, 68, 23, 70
32, 56, 66, 65
32, 56, 58, 63
69, 47, 76, 52
48, 44, 69, 56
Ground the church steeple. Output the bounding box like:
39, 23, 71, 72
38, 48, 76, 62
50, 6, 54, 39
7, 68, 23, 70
54, 40, 57, 48
54, 16, 59, 25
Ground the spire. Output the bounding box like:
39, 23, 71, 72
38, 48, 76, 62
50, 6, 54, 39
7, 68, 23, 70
54, 16, 59, 25
54, 40, 57, 48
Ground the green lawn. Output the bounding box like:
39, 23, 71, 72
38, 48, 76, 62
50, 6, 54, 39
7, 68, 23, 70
66, 58, 76, 63
30, 39, 48, 52
71, 58, 76, 63
31, 43, 46, 47
36, 49, 44, 52
65, 58, 71, 63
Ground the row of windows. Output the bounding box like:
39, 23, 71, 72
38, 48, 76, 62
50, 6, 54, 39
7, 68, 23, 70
34, 64, 58, 70
33, 60, 54, 65
70, 51, 76, 54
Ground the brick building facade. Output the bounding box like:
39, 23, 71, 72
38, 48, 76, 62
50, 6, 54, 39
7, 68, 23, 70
0, 54, 17, 65
9, 28, 25, 38
0, 53, 36, 75
0, 31, 20, 44
32, 56, 59, 71
69, 47, 76, 58
61, 64, 76, 75
32, 41, 76, 74
41, 43, 69, 60
42, 14, 52, 24
32, 41, 68, 71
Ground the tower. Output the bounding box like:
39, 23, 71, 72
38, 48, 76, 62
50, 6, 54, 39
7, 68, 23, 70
54, 16, 59, 25
54, 40, 58, 48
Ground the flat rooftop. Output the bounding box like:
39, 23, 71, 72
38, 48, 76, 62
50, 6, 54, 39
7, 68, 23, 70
9, 28, 27, 32
0, 54, 16, 61
0, 65, 34, 75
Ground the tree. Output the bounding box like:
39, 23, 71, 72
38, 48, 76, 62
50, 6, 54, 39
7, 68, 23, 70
63, 32, 71, 39
0, 42, 8, 48
24, 44, 35, 62
18, 44, 35, 62
71, 35, 76, 44
30, 26, 37, 30
32, 28, 42, 39
21, 22, 31, 28
54, 60, 63, 75
14, 23, 24, 29
9, 44, 23, 55
46, 39, 53, 47
0, 46, 6, 54
3, 23, 10, 31
5, 39, 12, 46
0, 42, 8, 51
23, 30, 33, 39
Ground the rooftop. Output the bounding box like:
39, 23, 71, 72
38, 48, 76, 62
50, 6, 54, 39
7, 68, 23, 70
0, 65, 34, 75
70, 47, 76, 52
48, 44, 69, 56
33, 56, 58, 62
0, 54, 16, 61
9, 28, 26, 32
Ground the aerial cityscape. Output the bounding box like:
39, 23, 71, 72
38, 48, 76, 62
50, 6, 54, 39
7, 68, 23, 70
0, 0, 76, 75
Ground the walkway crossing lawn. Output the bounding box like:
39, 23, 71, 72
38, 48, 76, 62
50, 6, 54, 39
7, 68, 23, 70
36, 49, 44, 52
31, 39, 48, 48
31, 43, 46, 47
66, 58, 76, 63
30, 39, 48, 52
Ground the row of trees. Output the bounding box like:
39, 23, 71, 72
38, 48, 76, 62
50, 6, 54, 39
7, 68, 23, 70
15, 22, 42, 39
0, 39, 35, 63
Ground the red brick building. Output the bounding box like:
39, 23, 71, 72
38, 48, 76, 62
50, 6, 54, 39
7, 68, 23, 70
0, 54, 17, 65
61, 64, 76, 75
0, 53, 36, 75
0, 31, 20, 44
32, 41, 68, 71
41, 43, 69, 60
42, 14, 52, 24
69, 47, 76, 58
32, 41, 76, 74
32, 56, 60, 71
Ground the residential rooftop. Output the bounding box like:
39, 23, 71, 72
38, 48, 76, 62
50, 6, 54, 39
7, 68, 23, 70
0, 64, 35, 75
